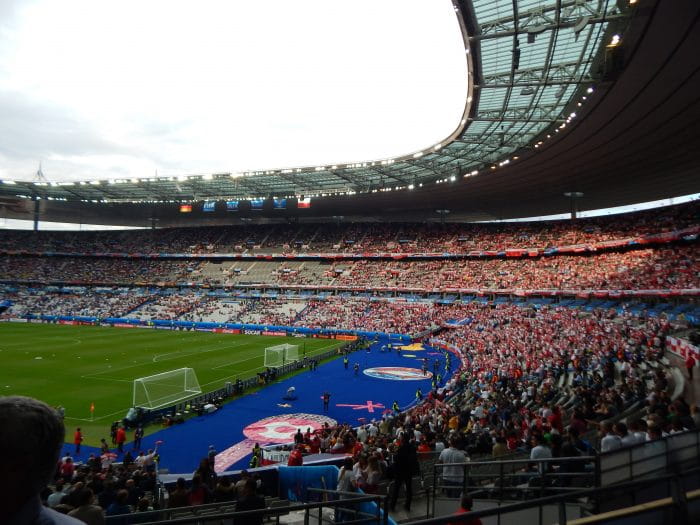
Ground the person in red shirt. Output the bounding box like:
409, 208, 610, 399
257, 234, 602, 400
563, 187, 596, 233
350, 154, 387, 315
116, 426, 127, 453
60, 456, 75, 483
287, 445, 304, 466
74, 427, 83, 455
686, 354, 696, 380
309, 434, 321, 454
448, 494, 482, 525
417, 437, 432, 455
547, 405, 564, 434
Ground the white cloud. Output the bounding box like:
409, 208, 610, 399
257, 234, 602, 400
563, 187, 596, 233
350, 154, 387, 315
0, 0, 468, 181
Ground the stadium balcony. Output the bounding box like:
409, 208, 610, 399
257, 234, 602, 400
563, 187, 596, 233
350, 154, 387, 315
0, 201, 697, 257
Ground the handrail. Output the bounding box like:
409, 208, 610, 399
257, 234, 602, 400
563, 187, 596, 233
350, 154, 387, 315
106, 490, 387, 525
410, 465, 700, 525
436, 456, 597, 467
430, 455, 599, 514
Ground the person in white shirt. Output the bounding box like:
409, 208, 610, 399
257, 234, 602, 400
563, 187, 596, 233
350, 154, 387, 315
367, 423, 379, 438
614, 422, 637, 448
434, 435, 446, 453
357, 426, 368, 443
600, 422, 622, 453
530, 434, 553, 461
437, 437, 468, 497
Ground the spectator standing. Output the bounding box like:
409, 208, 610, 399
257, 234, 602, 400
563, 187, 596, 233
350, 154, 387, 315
388, 434, 419, 512
438, 437, 468, 498
133, 426, 144, 450
74, 427, 83, 456
116, 426, 127, 453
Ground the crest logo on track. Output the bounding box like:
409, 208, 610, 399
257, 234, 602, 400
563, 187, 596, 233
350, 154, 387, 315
363, 367, 432, 381
243, 413, 337, 443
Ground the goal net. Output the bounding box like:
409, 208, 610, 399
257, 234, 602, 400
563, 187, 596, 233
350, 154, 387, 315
133, 368, 202, 410
264, 343, 299, 368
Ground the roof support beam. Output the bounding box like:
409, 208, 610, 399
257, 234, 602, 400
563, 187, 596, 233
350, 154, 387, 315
475, 0, 624, 40
477, 60, 594, 88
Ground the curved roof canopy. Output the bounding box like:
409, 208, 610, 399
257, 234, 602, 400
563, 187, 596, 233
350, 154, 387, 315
0, 0, 627, 204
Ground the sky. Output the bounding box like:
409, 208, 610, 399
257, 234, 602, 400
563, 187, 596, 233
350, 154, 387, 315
0, 0, 468, 183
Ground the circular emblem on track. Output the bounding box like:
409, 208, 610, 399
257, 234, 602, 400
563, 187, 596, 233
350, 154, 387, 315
363, 367, 433, 381
243, 413, 337, 443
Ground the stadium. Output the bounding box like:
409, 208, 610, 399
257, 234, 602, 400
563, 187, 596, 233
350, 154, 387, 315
0, 0, 699, 524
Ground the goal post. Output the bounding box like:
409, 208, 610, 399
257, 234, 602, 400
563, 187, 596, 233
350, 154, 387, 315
133, 368, 202, 410
264, 343, 299, 368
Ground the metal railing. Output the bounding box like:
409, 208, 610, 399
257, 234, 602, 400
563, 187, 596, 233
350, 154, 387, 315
413, 466, 700, 525
105, 489, 388, 525
599, 428, 700, 486
430, 455, 598, 512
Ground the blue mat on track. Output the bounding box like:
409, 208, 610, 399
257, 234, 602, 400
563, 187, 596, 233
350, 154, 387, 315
61, 342, 456, 474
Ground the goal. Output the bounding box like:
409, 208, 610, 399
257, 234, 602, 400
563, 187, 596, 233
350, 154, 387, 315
264, 343, 300, 368
133, 368, 202, 410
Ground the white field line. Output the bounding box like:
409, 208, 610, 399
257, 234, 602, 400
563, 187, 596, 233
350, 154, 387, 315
81, 339, 248, 379
152, 339, 248, 363
210, 355, 261, 370
81, 376, 133, 383
66, 340, 344, 421
201, 340, 343, 388
65, 407, 130, 422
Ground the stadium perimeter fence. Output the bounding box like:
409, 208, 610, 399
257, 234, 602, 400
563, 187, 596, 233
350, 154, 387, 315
140, 344, 350, 425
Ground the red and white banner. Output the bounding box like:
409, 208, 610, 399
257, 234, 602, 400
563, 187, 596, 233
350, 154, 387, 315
666, 336, 700, 361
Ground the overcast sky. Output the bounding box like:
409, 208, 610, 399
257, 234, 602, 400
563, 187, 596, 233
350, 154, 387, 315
0, 0, 468, 182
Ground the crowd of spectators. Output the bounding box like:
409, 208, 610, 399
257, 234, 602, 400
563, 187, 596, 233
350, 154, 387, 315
329, 246, 699, 290
0, 256, 194, 284
0, 202, 696, 255
0, 243, 696, 292
267, 304, 697, 510
43, 449, 161, 523
0, 290, 149, 319
292, 299, 437, 334
2, 284, 698, 340
5, 300, 699, 522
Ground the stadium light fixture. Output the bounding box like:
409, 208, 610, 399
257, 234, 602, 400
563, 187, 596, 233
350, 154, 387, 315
1, 180, 17, 185
587, 87, 594, 94
607, 35, 621, 48
449, 175, 456, 182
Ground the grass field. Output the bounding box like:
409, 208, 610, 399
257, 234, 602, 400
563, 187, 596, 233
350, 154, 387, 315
0, 323, 344, 445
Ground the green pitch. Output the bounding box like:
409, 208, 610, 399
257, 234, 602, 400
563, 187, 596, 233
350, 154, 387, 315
0, 323, 344, 445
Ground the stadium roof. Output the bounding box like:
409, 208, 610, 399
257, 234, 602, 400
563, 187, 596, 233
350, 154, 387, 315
0, 0, 626, 204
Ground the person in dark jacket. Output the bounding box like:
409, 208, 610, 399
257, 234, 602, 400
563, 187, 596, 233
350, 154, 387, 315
235, 478, 266, 525
388, 434, 419, 512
